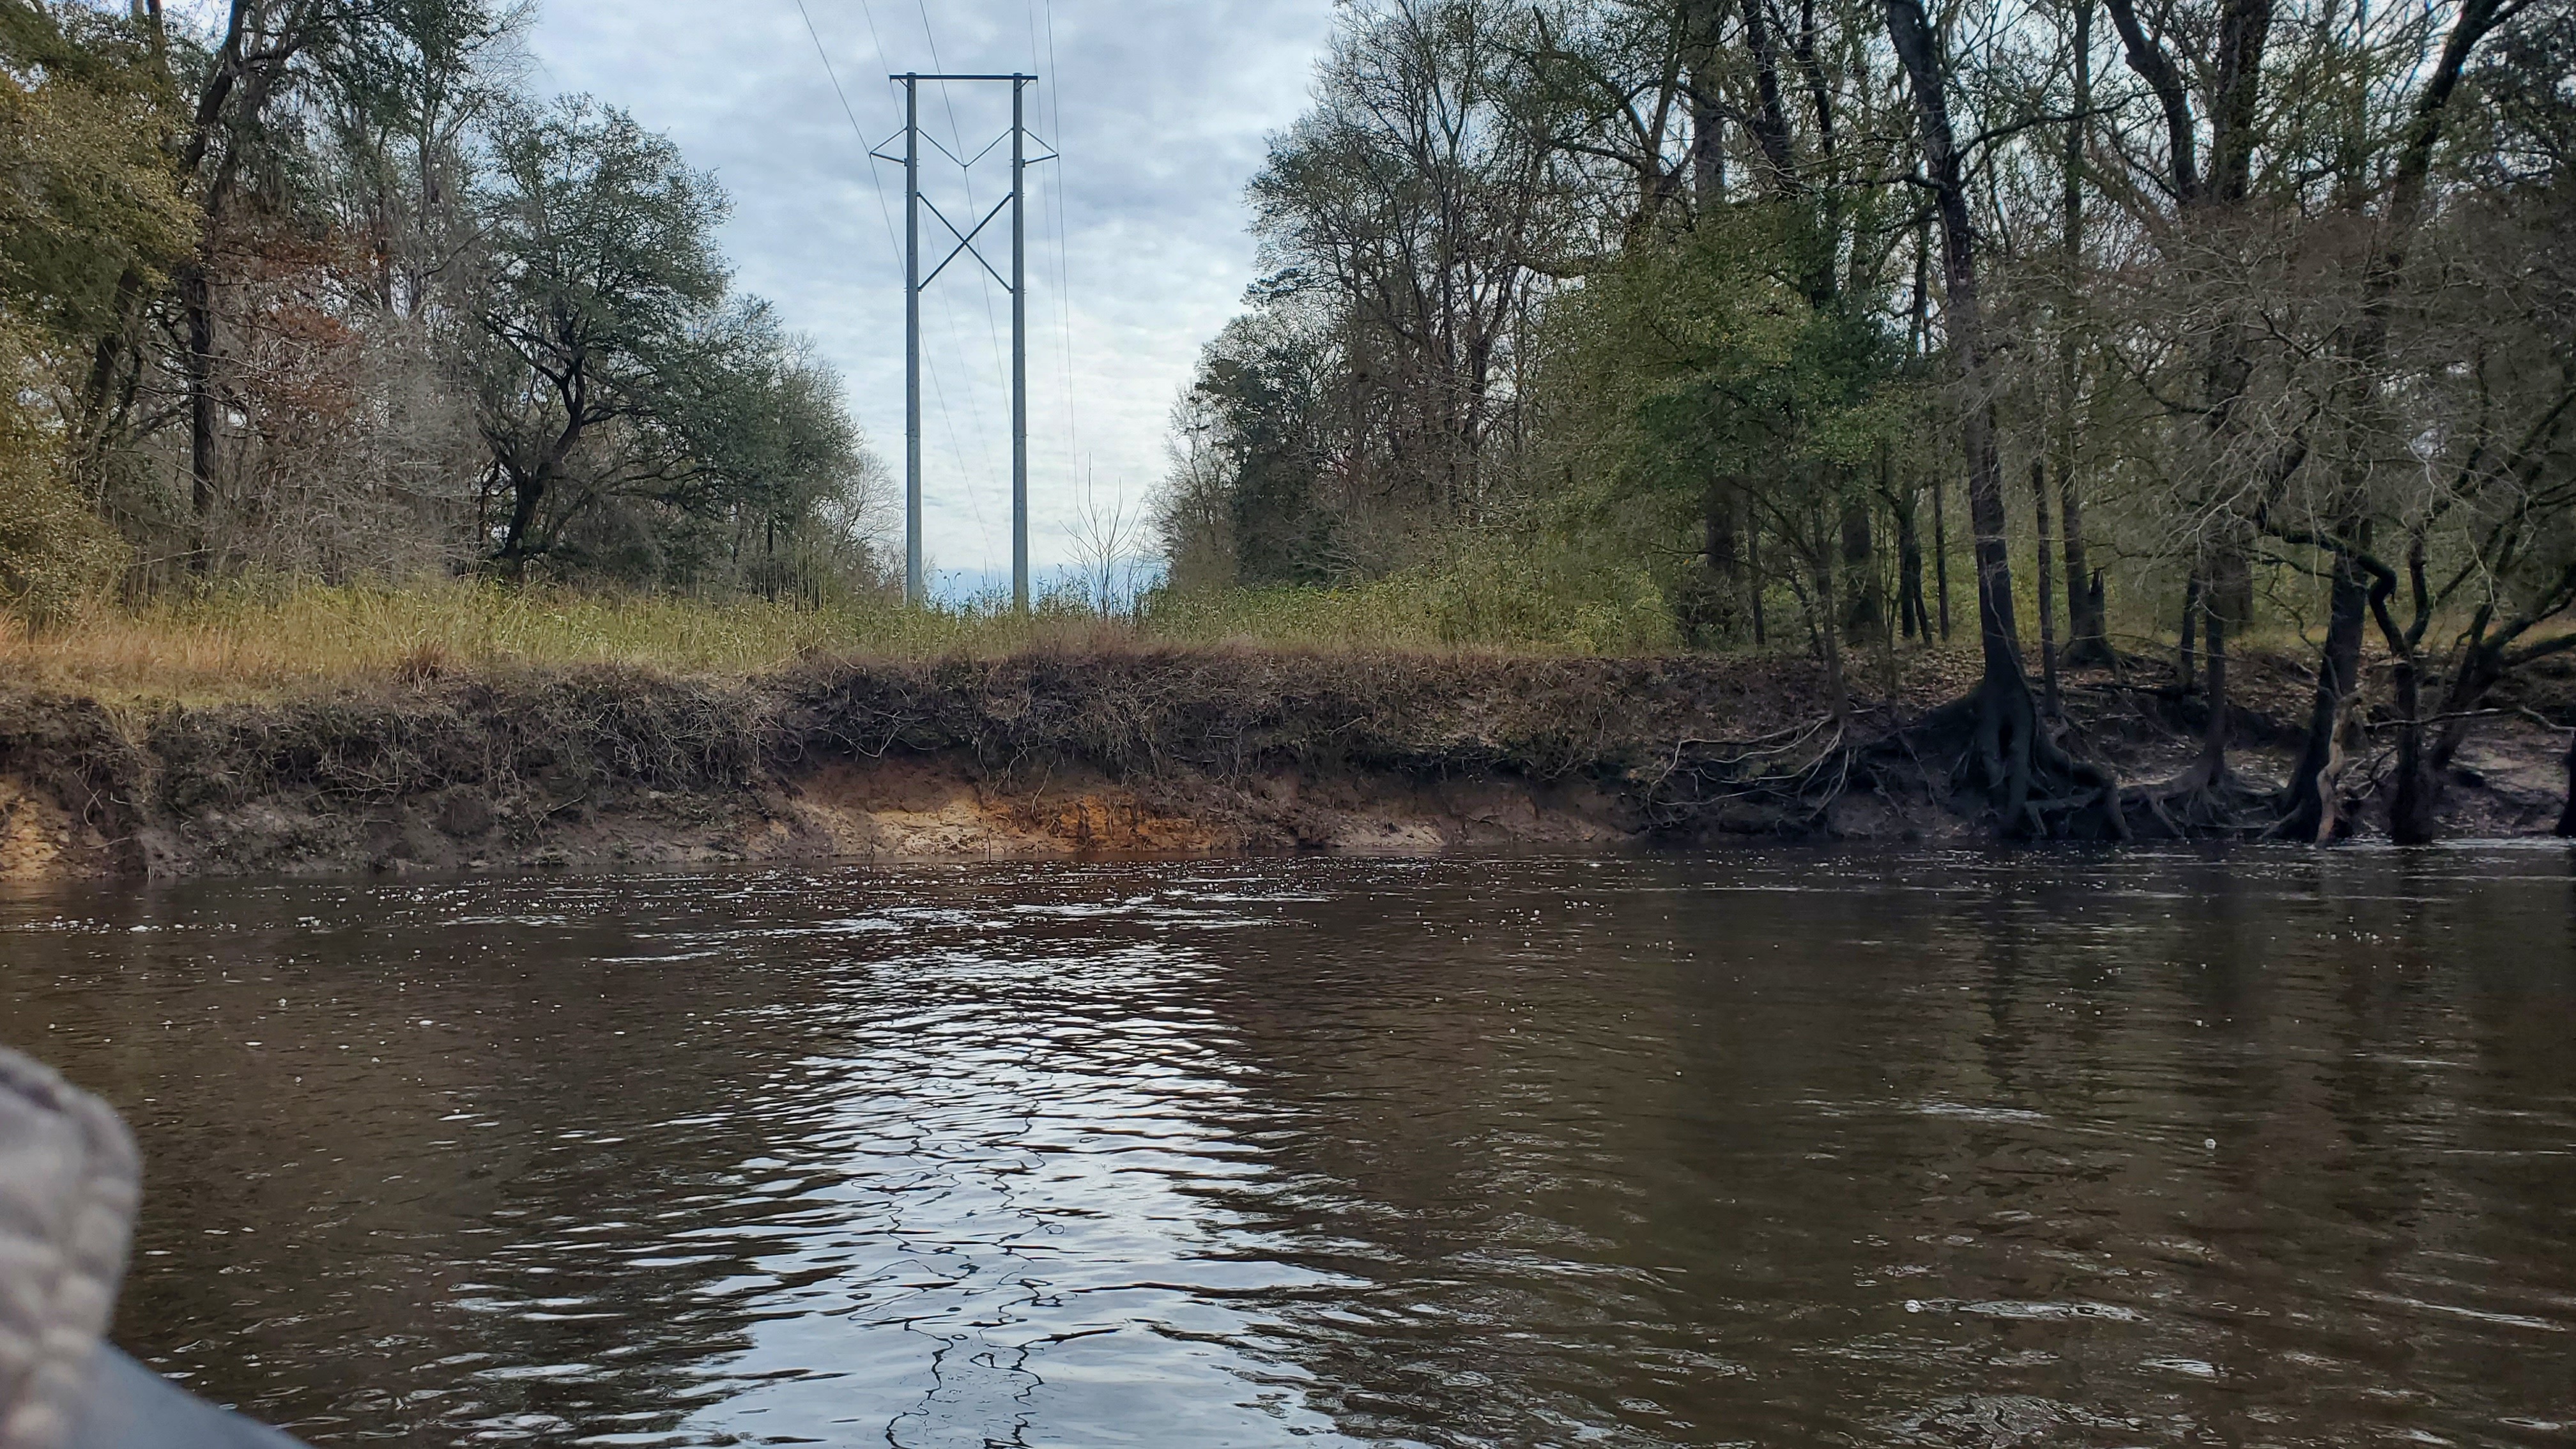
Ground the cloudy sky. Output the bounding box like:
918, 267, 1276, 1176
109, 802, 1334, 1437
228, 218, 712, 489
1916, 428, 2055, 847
523, 1, 1335, 586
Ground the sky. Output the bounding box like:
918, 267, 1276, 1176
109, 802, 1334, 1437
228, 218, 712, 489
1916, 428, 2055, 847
522, 1, 1337, 586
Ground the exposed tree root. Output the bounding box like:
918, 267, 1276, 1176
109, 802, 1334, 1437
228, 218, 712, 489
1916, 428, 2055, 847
2128, 760, 2277, 839
2258, 732, 2368, 843
1641, 716, 1857, 834
1645, 666, 2131, 843
1953, 668, 2130, 841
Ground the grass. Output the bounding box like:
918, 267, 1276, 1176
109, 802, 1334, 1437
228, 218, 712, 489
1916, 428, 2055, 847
0, 581, 1064, 702
0, 569, 1682, 703
17, 562, 2467, 708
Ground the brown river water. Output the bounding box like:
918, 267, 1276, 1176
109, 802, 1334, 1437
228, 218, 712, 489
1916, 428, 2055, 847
3, 848, 2573, 1447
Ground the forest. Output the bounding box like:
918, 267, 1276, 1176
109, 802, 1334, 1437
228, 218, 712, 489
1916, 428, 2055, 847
1153, 0, 2576, 843
0, 0, 881, 611
4, 0, 2574, 849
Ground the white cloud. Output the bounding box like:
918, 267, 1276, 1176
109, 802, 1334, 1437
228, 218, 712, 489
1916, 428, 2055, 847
525, 0, 1334, 576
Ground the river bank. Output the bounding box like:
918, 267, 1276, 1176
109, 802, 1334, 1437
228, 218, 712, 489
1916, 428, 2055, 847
3, 645, 2570, 881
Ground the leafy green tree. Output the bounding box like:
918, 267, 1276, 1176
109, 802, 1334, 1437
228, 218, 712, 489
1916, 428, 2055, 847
468, 96, 865, 585
0, 3, 190, 351
468, 95, 727, 573
1544, 209, 1910, 711
0, 2, 188, 612
1171, 303, 1346, 586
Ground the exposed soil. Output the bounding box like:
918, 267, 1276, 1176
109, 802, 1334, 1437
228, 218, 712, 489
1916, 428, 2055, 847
2, 644, 2569, 882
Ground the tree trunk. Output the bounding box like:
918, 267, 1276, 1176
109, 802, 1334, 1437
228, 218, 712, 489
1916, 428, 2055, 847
2395, 645, 2515, 841
2428, 654, 2504, 776
2057, 0, 2108, 670
1707, 479, 1746, 641
1747, 526, 1768, 647
2283, 553, 2370, 839
1905, 216, 1951, 647
2179, 574, 2200, 691
500, 472, 547, 578
1889, 0, 2122, 839
182, 263, 217, 571
2557, 728, 2576, 838
2032, 459, 2061, 717
1896, 490, 1926, 642
75, 268, 147, 461
2386, 643, 2437, 845
1708, 482, 1741, 583
1741, 0, 1800, 194
2208, 0, 2277, 204
1840, 497, 1879, 643
1888, 0, 2018, 675
2197, 583, 2231, 781
1963, 413, 2016, 689
1684, 0, 1726, 211
2061, 477, 2104, 666
1880, 526, 1902, 700
1811, 504, 1850, 723
2184, 549, 2250, 786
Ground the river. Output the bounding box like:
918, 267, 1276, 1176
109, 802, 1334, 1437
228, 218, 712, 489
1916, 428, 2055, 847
3, 848, 2572, 1446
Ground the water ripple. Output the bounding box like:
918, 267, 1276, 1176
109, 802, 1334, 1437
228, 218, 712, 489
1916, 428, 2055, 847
2, 849, 2572, 1445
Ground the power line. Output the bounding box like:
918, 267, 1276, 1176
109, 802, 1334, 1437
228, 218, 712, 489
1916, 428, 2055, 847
813, 1, 1055, 592
905, 10, 1015, 577
848, 6, 981, 509
790, 0, 974, 527
1036, 1, 1081, 512
916, 3, 1013, 399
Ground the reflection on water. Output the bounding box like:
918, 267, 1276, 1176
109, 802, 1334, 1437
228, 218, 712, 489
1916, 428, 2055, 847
3, 848, 2573, 1446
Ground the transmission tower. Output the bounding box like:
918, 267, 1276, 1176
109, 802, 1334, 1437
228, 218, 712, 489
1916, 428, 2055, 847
873, 73, 1054, 610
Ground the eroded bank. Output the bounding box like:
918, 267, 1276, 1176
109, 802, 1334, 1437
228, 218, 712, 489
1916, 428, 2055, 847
3, 646, 2568, 880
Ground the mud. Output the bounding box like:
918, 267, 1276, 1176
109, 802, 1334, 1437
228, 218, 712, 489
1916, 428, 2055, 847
1, 645, 2568, 882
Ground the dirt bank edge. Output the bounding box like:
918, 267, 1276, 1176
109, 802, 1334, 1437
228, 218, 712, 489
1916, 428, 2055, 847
3, 646, 2568, 882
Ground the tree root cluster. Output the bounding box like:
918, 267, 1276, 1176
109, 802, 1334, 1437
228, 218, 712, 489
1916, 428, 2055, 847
2128, 762, 2280, 839
1944, 672, 2130, 841
1642, 676, 2132, 842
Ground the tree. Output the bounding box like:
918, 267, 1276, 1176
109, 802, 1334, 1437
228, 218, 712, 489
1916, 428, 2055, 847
468, 96, 729, 574
1545, 208, 1910, 716
1173, 302, 1351, 585
1151, 0, 2576, 839
2299, 4, 2576, 841
165, 0, 388, 556
1885, 0, 2124, 836
468, 103, 870, 587
0, 2, 188, 610
2, 0, 880, 613
1248, 0, 1578, 535
0, 3, 190, 356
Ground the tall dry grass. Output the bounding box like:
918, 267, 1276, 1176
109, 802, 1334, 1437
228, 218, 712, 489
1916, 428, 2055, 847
0, 581, 1057, 700
12, 565, 2492, 707
0, 569, 1671, 702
